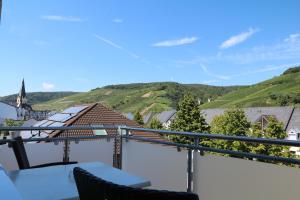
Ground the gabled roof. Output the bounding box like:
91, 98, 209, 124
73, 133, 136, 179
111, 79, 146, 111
287, 108, 300, 132
47, 103, 163, 140
0, 101, 18, 120
143, 112, 155, 124
153, 110, 176, 124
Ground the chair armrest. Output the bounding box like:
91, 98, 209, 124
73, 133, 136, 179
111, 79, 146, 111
30, 161, 78, 169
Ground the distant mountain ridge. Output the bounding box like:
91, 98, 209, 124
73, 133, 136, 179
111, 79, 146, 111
200, 67, 300, 109
3, 66, 299, 113
0, 92, 78, 107
33, 82, 241, 113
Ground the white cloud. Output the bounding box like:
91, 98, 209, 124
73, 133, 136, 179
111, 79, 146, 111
41, 15, 85, 22
152, 37, 198, 47
94, 34, 139, 59
220, 28, 259, 49
42, 82, 55, 90
113, 18, 123, 23
284, 33, 300, 43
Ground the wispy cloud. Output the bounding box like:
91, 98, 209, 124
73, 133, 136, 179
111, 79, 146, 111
94, 34, 139, 59
113, 18, 123, 23
41, 15, 85, 22
284, 33, 300, 43
152, 37, 198, 47
94, 34, 123, 49
179, 33, 300, 65
42, 82, 55, 90
33, 40, 51, 46
220, 28, 259, 49
230, 63, 300, 78
202, 79, 219, 84
200, 64, 230, 80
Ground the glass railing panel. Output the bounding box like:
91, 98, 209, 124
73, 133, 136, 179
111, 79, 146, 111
69, 139, 113, 166
0, 144, 18, 170
193, 153, 300, 200
122, 140, 188, 191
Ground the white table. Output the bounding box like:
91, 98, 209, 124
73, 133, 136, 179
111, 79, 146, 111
0, 167, 22, 200
8, 162, 151, 200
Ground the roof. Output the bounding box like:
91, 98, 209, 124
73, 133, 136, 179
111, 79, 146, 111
287, 108, 300, 132
46, 103, 163, 140
202, 106, 295, 130
21, 119, 37, 127
153, 110, 176, 124
0, 101, 18, 120
143, 112, 155, 124
0, 118, 5, 126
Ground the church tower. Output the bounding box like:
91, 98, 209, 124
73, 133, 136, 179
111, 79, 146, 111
16, 79, 27, 108
16, 79, 33, 119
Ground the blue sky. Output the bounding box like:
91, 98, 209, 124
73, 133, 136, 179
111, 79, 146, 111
0, 0, 300, 96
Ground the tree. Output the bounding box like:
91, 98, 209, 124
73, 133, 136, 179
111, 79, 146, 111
134, 111, 144, 125
209, 108, 251, 152
148, 117, 163, 130
248, 117, 294, 160
5, 119, 24, 127
170, 94, 210, 143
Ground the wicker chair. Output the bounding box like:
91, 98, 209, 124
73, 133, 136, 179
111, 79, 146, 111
73, 167, 199, 200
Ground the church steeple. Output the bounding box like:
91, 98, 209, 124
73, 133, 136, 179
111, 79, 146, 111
17, 79, 27, 108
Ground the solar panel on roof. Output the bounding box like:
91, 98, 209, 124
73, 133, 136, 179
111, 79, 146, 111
62, 106, 88, 114
48, 113, 74, 122
33, 120, 48, 127
40, 120, 54, 127
49, 122, 65, 127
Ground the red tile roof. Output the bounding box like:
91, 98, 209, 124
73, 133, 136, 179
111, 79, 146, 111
48, 103, 163, 140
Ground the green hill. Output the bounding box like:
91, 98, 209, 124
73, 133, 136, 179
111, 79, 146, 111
33, 82, 241, 113
200, 68, 300, 109
0, 92, 78, 106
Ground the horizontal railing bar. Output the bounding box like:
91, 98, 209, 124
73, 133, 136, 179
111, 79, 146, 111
122, 127, 300, 147
123, 135, 300, 165
0, 126, 299, 147
0, 125, 118, 131
0, 135, 115, 143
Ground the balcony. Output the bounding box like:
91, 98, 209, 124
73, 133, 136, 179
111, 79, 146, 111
1, 125, 300, 200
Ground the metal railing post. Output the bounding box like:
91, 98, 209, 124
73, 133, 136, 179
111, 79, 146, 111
63, 130, 70, 162
113, 126, 122, 169
125, 128, 129, 142
187, 148, 193, 192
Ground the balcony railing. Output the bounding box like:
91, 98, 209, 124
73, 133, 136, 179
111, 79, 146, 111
1, 125, 300, 200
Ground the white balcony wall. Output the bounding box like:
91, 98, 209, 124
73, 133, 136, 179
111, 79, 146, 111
193, 153, 300, 200
69, 139, 113, 166
122, 140, 187, 191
